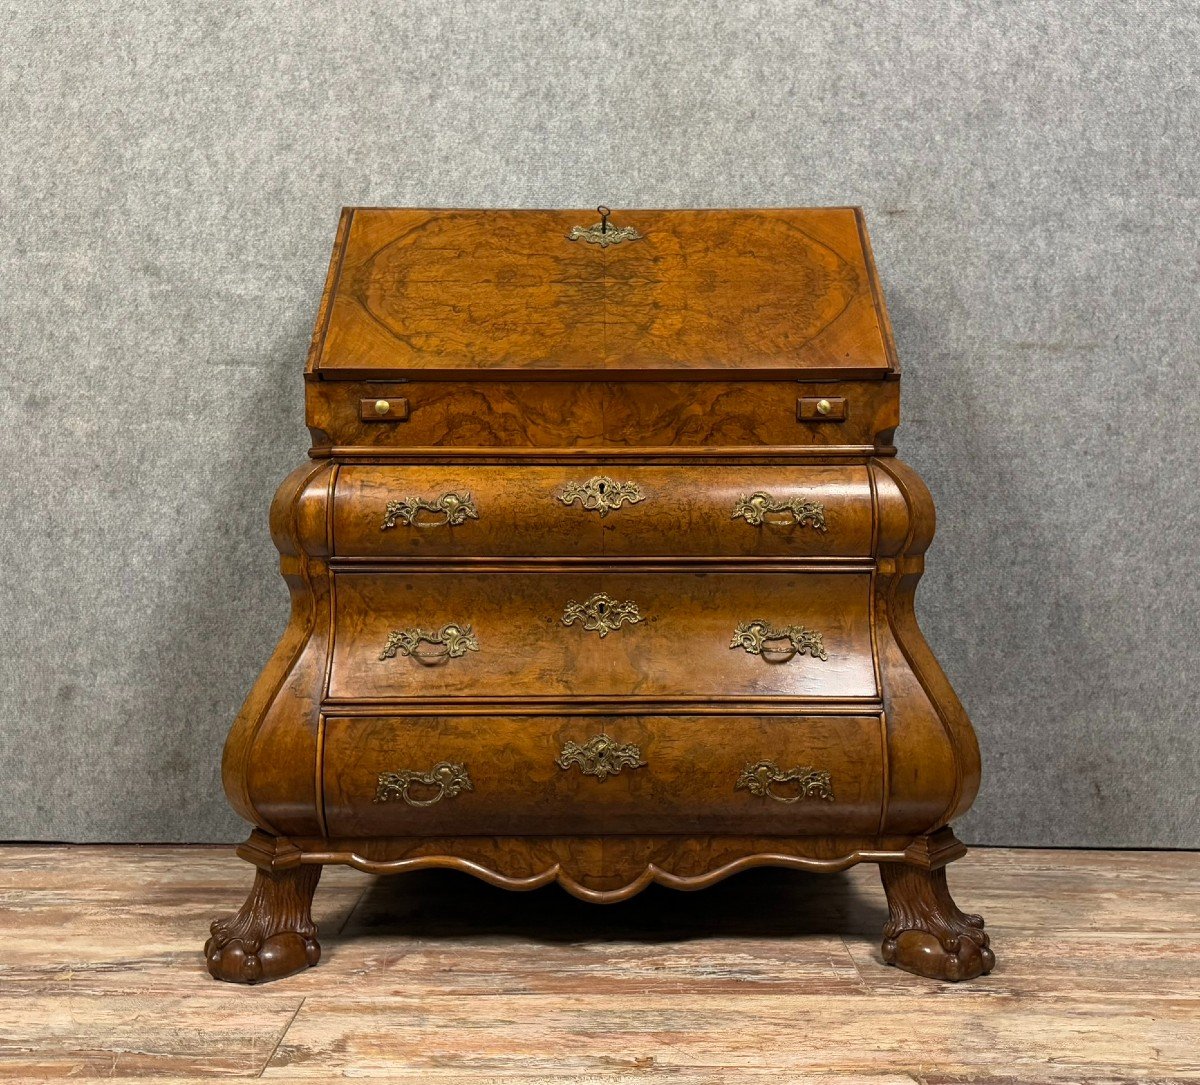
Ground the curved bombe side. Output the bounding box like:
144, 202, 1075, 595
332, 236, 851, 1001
871, 457, 982, 836
220, 459, 335, 837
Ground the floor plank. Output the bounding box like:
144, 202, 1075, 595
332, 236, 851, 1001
0, 993, 302, 1078
0, 844, 367, 891
262, 992, 1200, 1080
0, 845, 1196, 1082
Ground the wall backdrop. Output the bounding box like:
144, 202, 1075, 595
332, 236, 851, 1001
2, 1, 1197, 846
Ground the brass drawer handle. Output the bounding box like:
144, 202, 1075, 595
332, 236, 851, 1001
731, 620, 827, 663
557, 476, 646, 517
379, 623, 479, 666
382, 492, 479, 530
735, 760, 834, 804
374, 762, 473, 807
732, 492, 827, 531
557, 734, 646, 780
561, 592, 644, 638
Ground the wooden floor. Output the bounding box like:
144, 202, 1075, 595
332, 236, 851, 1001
0, 846, 1197, 1082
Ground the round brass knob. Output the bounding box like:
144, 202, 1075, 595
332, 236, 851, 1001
374, 399, 391, 416
816, 398, 833, 416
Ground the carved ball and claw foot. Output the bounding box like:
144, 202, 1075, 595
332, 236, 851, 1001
879, 862, 995, 982
206, 862, 322, 984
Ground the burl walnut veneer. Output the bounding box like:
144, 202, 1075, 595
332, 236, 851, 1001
206, 207, 993, 984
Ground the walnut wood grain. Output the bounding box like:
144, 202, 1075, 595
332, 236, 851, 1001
218, 460, 333, 838
327, 570, 878, 702
306, 378, 900, 452
307, 208, 896, 379
332, 464, 874, 558
321, 714, 884, 837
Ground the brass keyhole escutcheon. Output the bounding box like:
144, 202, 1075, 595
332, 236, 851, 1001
557, 476, 646, 517
561, 593, 644, 638
374, 399, 391, 416
557, 734, 646, 781
816, 398, 833, 416
566, 208, 643, 247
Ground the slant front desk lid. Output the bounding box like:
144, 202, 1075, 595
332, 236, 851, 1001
307, 207, 898, 380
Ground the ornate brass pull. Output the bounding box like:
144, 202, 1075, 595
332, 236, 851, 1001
566, 205, 643, 247
561, 593, 644, 638
557, 734, 646, 781
735, 761, 834, 803
382, 492, 479, 530
732, 492, 827, 531
557, 476, 646, 517
379, 623, 480, 666
374, 762, 473, 807
731, 620, 827, 663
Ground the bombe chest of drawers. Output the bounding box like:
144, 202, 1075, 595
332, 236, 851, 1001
206, 206, 993, 984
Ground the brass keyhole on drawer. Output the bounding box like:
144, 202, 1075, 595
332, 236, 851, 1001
556, 734, 646, 780
557, 476, 646, 517
561, 593, 644, 637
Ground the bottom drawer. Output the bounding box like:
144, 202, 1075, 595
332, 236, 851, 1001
322, 715, 884, 836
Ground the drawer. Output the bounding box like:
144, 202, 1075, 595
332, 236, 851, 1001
332, 465, 873, 558
308, 379, 900, 452
322, 714, 885, 836
328, 570, 878, 701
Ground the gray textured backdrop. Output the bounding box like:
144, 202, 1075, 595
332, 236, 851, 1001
2, 1, 1197, 846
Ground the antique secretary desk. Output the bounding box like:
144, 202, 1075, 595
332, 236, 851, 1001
206, 207, 994, 984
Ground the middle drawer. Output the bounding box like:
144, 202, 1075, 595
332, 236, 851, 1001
328, 570, 878, 702
333, 465, 873, 557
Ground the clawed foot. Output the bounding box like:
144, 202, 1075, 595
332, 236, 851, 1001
879, 862, 995, 982
205, 863, 322, 984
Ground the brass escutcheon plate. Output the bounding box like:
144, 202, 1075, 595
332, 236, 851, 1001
566, 205, 643, 247
561, 593, 644, 638
556, 734, 646, 781
557, 476, 646, 517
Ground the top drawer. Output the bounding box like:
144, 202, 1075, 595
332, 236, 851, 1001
333, 465, 873, 558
